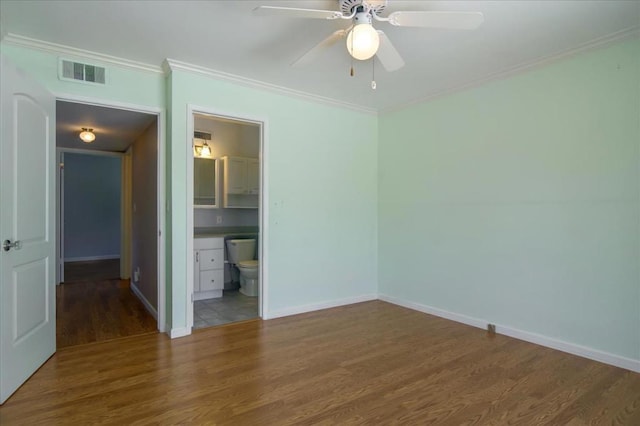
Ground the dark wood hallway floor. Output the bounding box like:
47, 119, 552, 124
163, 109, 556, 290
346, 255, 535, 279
64, 258, 120, 282
57, 260, 157, 348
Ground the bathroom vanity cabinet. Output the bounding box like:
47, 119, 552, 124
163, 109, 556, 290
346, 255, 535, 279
194, 237, 224, 300
222, 156, 259, 208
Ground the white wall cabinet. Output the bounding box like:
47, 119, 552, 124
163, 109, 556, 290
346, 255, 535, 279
222, 156, 259, 208
194, 237, 224, 300
247, 158, 259, 194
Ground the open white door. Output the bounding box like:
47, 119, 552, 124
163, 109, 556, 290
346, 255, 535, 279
0, 56, 56, 404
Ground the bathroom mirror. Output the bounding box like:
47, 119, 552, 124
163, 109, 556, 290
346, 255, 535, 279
194, 157, 218, 208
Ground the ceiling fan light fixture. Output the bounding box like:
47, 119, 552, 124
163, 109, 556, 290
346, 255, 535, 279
346, 23, 380, 60
79, 128, 95, 143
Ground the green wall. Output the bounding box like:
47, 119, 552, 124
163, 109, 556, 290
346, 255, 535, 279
1, 44, 379, 333
1, 43, 172, 325
378, 38, 640, 361
0, 45, 165, 108
5, 36, 638, 364
168, 69, 378, 328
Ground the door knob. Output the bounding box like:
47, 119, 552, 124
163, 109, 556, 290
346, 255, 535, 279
3, 239, 22, 252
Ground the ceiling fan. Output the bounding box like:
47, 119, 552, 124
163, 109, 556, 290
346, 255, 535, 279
253, 0, 484, 72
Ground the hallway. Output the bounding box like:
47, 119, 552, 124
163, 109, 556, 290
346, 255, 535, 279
57, 261, 157, 348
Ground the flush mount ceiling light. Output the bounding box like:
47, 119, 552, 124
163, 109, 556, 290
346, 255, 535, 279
79, 128, 95, 143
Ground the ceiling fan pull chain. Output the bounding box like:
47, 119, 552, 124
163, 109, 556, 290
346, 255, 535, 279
371, 57, 376, 89
350, 32, 355, 77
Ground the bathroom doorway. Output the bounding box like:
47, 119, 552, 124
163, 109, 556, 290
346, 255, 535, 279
186, 107, 265, 330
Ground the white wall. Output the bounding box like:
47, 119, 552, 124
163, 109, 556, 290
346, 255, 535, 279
194, 208, 258, 228
63, 152, 121, 261
194, 115, 259, 158
131, 120, 158, 310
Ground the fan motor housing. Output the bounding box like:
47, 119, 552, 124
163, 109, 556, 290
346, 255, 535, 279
340, 0, 387, 16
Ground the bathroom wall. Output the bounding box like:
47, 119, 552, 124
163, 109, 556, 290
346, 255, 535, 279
194, 208, 258, 228
194, 115, 259, 158
193, 114, 260, 228
378, 38, 640, 364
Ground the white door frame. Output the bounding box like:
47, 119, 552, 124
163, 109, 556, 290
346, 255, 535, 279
54, 93, 166, 333
56, 147, 125, 284
185, 104, 269, 331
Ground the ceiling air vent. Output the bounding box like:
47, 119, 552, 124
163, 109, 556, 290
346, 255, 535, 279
59, 59, 106, 85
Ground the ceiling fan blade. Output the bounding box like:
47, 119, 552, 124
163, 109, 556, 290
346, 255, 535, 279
292, 29, 347, 67
253, 6, 342, 20
375, 31, 405, 72
388, 11, 484, 30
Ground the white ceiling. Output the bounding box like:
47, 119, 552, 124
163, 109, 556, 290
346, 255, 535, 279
2, 1, 639, 112
57, 101, 156, 152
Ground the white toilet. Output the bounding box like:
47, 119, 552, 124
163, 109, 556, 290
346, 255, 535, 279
226, 239, 259, 297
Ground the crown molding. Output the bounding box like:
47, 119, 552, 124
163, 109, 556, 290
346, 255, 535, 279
4, 26, 636, 117
381, 26, 640, 115
0, 32, 375, 114
164, 59, 377, 116
1, 33, 164, 74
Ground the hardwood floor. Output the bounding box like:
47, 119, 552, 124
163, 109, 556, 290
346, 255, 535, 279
56, 278, 157, 348
64, 259, 121, 282
2, 301, 639, 424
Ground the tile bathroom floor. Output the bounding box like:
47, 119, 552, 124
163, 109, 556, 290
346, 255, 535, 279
194, 289, 258, 329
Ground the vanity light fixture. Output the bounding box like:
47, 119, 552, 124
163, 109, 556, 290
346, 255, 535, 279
194, 141, 213, 158
194, 131, 213, 158
200, 142, 212, 158
79, 128, 96, 143
193, 130, 213, 158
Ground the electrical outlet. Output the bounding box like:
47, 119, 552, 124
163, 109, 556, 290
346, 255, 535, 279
134, 267, 140, 283
487, 323, 496, 336
216, 215, 223, 224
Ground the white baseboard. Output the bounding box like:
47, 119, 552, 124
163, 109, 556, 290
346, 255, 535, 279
169, 327, 191, 339
496, 326, 640, 373
264, 293, 378, 320
378, 293, 640, 373
130, 282, 158, 320
378, 294, 487, 330
64, 255, 120, 262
